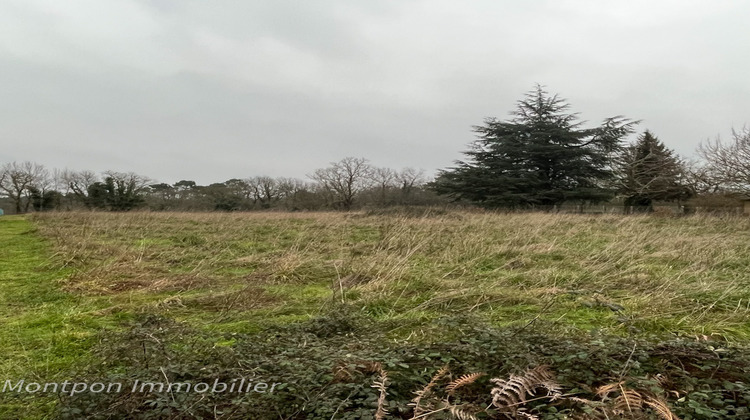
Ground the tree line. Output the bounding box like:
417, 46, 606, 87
2, 85, 748, 214
432, 85, 749, 212
0, 159, 441, 213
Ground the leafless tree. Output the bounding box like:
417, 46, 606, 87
698, 127, 750, 193
683, 160, 724, 195
50, 169, 68, 194
395, 167, 426, 199
0, 161, 49, 213
246, 176, 281, 208
276, 177, 306, 199
103, 171, 151, 191
370, 167, 397, 204
309, 157, 373, 210
276, 177, 320, 210
61, 169, 100, 207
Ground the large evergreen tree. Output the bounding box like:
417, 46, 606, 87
432, 86, 637, 208
616, 130, 692, 211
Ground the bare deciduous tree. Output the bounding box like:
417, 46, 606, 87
246, 176, 281, 208
276, 177, 305, 199
395, 167, 425, 195
276, 177, 319, 210
0, 161, 49, 213
683, 160, 724, 195
309, 157, 373, 210
370, 167, 397, 204
61, 169, 100, 208
698, 127, 750, 193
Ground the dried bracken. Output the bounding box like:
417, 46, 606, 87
596, 381, 625, 400
598, 382, 680, 420
447, 403, 480, 420
613, 389, 645, 414
446, 372, 485, 395
644, 396, 679, 420
408, 367, 485, 420
333, 359, 383, 382
490, 365, 561, 414
372, 368, 389, 420
410, 365, 450, 418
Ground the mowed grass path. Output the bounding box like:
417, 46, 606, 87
0, 216, 116, 418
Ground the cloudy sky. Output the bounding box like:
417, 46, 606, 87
1, 0, 748, 184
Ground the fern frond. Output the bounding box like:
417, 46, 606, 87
446, 372, 484, 395
490, 366, 560, 413
540, 380, 563, 400
613, 389, 644, 414
568, 396, 601, 406
595, 381, 624, 400
372, 369, 389, 420
598, 382, 680, 419
364, 361, 384, 374
524, 365, 555, 383
644, 395, 679, 420
410, 365, 450, 417
447, 403, 480, 420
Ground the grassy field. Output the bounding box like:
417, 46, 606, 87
2, 210, 750, 419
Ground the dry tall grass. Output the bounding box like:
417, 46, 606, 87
31, 210, 750, 340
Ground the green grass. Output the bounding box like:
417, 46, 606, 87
21, 210, 750, 342
3, 211, 750, 417
0, 216, 123, 418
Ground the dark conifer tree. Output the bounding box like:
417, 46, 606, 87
432, 86, 637, 208
616, 130, 692, 212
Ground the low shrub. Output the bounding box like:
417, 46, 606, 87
41, 308, 750, 419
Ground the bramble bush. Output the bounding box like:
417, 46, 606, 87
47, 307, 750, 419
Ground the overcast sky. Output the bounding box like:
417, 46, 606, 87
1, 1, 748, 184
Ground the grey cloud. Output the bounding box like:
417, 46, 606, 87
1, 0, 749, 184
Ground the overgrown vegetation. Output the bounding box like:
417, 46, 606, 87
40, 312, 750, 419
2, 211, 750, 418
